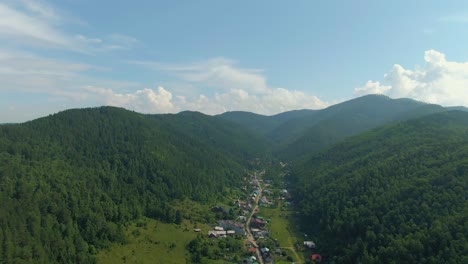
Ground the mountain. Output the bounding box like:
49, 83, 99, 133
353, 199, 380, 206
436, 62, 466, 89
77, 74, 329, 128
218, 109, 316, 138
292, 111, 468, 263
150, 111, 269, 160
219, 95, 449, 160
0, 106, 264, 263
276, 95, 448, 159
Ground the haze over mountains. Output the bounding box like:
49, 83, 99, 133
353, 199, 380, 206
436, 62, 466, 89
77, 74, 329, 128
1, 94, 467, 263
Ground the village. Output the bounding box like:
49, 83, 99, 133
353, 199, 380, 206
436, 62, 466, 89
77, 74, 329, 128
202, 168, 323, 264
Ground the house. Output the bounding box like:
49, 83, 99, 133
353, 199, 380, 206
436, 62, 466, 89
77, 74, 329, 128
250, 218, 267, 228
218, 220, 246, 235
208, 230, 227, 238
194, 228, 201, 232
311, 254, 323, 263
304, 241, 316, 249
227, 230, 235, 235
260, 247, 270, 254
243, 256, 259, 264
248, 247, 257, 253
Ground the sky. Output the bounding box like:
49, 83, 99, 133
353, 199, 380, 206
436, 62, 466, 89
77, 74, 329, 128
2, 0, 468, 122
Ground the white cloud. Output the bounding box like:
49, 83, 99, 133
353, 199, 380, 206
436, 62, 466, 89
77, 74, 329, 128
84, 86, 175, 113
0, 1, 71, 48
355, 50, 468, 106
0, 1, 138, 53
355, 81, 391, 95
132, 58, 328, 115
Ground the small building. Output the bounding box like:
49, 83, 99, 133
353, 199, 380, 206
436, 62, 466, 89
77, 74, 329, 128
219, 220, 246, 235
208, 230, 227, 238
304, 241, 316, 249
250, 218, 267, 228
248, 247, 257, 253
214, 226, 224, 231
311, 254, 323, 263
194, 228, 201, 232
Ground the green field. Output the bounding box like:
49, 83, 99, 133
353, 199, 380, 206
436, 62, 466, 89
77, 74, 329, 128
261, 202, 306, 263
98, 218, 211, 264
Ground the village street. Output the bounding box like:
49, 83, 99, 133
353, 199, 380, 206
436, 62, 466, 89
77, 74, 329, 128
206, 165, 314, 264
244, 171, 264, 264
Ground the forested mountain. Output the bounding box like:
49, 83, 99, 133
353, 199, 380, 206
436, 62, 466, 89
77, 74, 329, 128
1, 95, 467, 263
218, 109, 316, 138
292, 111, 468, 263
149, 111, 269, 161
277, 96, 446, 159
219, 95, 450, 160
0, 107, 263, 263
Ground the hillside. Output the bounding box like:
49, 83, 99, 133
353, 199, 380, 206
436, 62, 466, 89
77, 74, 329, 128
0, 107, 263, 263
218, 109, 316, 139
277, 97, 446, 159
150, 111, 269, 161
219, 95, 450, 160
1, 95, 467, 263
292, 111, 468, 263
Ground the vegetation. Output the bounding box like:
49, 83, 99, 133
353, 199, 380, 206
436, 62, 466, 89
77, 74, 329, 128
2, 96, 468, 263
293, 111, 468, 263
0, 107, 260, 263
98, 218, 210, 264
219, 94, 454, 160
187, 235, 244, 263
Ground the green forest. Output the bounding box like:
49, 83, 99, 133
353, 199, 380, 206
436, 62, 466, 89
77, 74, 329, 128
0, 107, 262, 263
1, 95, 468, 263
293, 111, 468, 263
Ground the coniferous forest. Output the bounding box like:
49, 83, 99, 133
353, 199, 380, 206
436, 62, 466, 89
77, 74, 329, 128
293, 111, 468, 263
0, 107, 262, 263
0, 95, 467, 263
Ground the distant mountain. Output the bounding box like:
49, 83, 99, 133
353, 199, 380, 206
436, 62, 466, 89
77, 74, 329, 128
292, 111, 468, 263
151, 110, 269, 160
218, 109, 316, 138
447, 105, 468, 112
219, 94, 451, 160
276, 95, 448, 159
0, 106, 262, 263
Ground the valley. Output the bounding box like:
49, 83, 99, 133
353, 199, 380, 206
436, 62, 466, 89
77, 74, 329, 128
1, 95, 467, 263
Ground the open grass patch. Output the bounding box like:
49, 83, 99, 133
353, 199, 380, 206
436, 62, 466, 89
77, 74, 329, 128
97, 218, 211, 264
261, 202, 305, 263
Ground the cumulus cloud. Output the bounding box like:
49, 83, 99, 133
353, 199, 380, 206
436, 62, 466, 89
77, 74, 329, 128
84, 86, 175, 113
355, 50, 468, 106
132, 58, 328, 115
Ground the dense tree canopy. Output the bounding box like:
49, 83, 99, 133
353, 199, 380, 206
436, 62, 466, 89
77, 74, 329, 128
1, 96, 468, 263
293, 111, 468, 263
0, 107, 262, 263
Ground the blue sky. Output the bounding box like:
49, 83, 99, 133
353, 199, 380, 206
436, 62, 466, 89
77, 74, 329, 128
2, 0, 468, 122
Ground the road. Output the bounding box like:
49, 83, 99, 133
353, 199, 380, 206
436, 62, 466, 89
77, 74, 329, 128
245, 172, 264, 264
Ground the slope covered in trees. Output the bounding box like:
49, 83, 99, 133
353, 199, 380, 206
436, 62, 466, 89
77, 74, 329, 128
0, 107, 264, 263
1, 95, 468, 263
292, 111, 468, 263
219, 95, 450, 160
